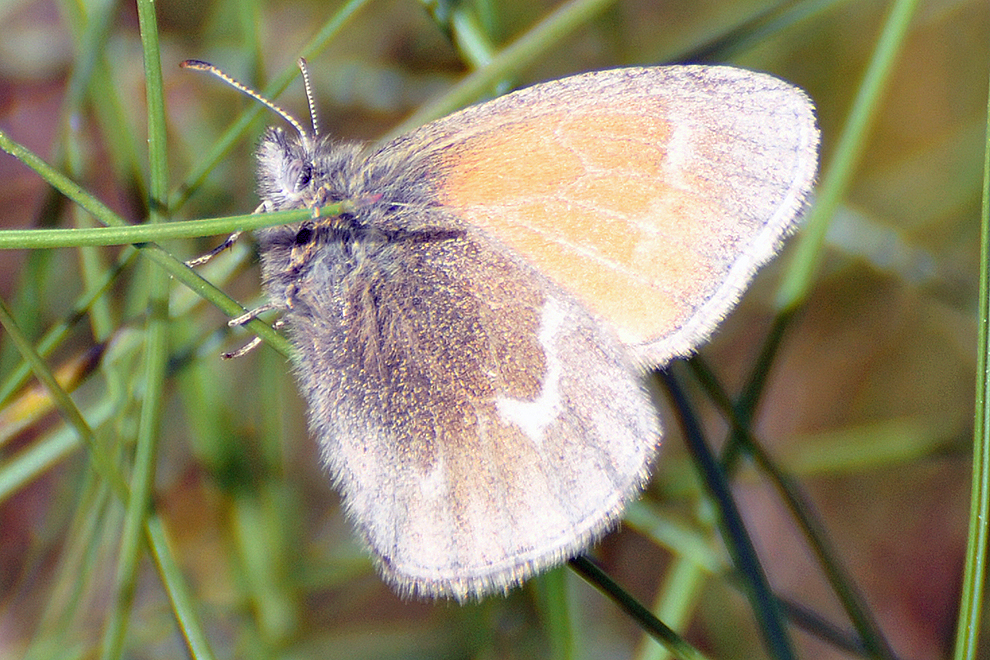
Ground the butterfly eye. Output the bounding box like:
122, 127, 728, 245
294, 225, 314, 246
285, 159, 312, 192
295, 165, 312, 191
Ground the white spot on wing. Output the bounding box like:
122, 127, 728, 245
663, 111, 695, 191
495, 298, 565, 444
418, 455, 449, 501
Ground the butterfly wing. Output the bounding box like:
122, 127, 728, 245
269, 216, 659, 600
382, 65, 819, 365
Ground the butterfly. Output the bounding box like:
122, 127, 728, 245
184, 60, 818, 600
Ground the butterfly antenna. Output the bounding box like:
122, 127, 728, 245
180, 59, 311, 146
297, 58, 320, 138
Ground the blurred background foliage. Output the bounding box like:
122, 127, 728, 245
0, 0, 987, 658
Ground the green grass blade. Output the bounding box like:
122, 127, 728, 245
953, 58, 990, 660
776, 0, 922, 312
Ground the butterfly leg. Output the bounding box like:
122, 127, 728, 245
222, 313, 285, 360
185, 231, 243, 267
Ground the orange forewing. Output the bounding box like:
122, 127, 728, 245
402, 68, 817, 365
435, 109, 729, 348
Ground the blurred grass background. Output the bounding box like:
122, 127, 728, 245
0, 0, 987, 658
